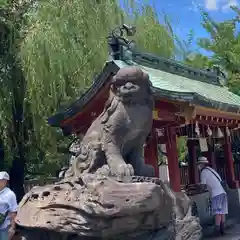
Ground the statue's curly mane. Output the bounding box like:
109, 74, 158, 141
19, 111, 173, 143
101, 91, 119, 124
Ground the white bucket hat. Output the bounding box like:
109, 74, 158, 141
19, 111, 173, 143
197, 156, 209, 165
0, 172, 9, 180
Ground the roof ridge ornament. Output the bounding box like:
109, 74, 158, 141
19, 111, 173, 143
107, 24, 136, 61
205, 65, 227, 86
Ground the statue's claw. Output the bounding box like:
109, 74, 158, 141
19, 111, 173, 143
111, 163, 134, 177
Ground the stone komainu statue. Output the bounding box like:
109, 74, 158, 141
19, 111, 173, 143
16, 67, 202, 240
66, 66, 155, 178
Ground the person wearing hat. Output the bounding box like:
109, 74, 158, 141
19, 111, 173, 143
197, 156, 228, 236
0, 171, 18, 240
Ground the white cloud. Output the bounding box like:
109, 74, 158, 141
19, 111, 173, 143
204, 0, 238, 11
205, 0, 218, 10
188, 1, 203, 12
222, 0, 238, 11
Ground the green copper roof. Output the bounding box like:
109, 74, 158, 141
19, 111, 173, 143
114, 59, 240, 112
48, 50, 240, 130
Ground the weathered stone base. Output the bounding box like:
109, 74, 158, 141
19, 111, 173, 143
20, 218, 201, 240
16, 171, 202, 239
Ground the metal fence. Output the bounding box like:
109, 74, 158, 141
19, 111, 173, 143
24, 177, 58, 193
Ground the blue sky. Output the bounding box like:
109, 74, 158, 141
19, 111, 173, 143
139, 0, 238, 54
155, 0, 236, 37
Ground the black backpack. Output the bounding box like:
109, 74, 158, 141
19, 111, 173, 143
0, 211, 8, 225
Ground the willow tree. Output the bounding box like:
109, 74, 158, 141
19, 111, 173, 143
0, 0, 36, 201
197, 8, 240, 95
194, 8, 240, 164
18, 0, 175, 175
184, 53, 212, 69
128, 4, 175, 57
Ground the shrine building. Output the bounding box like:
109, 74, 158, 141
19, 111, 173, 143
48, 31, 240, 197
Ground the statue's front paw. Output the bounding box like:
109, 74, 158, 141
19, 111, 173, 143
111, 163, 134, 176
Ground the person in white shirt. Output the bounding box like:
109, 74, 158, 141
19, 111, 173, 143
197, 156, 228, 236
0, 171, 18, 240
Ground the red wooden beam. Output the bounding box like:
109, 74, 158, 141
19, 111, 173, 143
61, 80, 111, 129
194, 115, 240, 127
223, 128, 239, 188
153, 100, 180, 122
144, 129, 159, 177
152, 120, 180, 129
154, 100, 180, 113
196, 106, 240, 121
165, 127, 181, 192
187, 140, 198, 184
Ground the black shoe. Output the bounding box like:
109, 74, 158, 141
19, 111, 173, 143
213, 225, 221, 237
220, 222, 225, 235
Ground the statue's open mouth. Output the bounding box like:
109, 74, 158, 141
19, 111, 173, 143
120, 84, 140, 94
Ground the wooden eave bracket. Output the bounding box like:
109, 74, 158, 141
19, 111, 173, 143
176, 103, 196, 124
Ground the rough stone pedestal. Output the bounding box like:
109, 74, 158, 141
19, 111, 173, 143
16, 170, 201, 240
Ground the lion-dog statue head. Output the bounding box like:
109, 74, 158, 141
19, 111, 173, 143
102, 66, 154, 124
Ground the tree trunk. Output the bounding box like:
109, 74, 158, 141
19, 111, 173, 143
9, 158, 25, 203
8, 57, 26, 203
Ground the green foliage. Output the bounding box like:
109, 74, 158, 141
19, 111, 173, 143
130, 4, 175, 57
185, 53, 211, 69
174, 29, 195, 60
0, 0, 6, 7
177, 137, 187, 162
0, 0, 31, 167
0, 0, 176, 176
20, 0, 120, 151
228, 72, 240, 96
197, 8, 240, 93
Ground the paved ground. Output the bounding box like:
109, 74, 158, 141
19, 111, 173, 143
204, 224, 240, 239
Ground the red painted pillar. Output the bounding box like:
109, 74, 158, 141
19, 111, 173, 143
207, 139, 216, 170
187, 140, 198, 184
223, 128, 237, 188
166, 127, 181, 192
144, 129, 159, 177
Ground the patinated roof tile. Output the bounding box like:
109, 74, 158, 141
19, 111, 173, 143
114, 60, 240, 112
